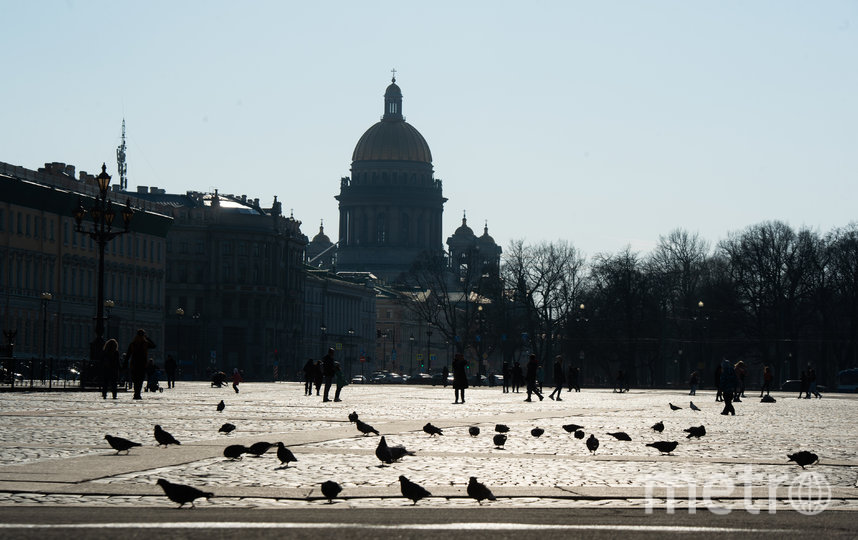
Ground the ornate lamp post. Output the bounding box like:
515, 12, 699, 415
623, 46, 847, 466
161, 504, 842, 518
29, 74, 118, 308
192, 313, 200, 378
476, 305, 484, 386
320, 324, 327, 355
426, 326, 433, 373
73, 164, 133, 385
175, 307, 185, 361
347, 327, 355, 378
40, 292, 53, 387
409, 334, 415, 376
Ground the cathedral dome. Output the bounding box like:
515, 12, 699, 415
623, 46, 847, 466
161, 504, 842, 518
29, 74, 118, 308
351, 76, 432, 164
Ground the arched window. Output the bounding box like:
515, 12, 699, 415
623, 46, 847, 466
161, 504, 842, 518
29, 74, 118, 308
376, 213, 387, 245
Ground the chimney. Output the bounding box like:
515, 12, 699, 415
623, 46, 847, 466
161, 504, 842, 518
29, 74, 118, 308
137, 186, 149, 193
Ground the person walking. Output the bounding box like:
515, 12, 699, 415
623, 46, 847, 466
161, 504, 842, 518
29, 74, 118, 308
525, 354, 543, 402
333, 362, 347, 402
232, 368, 243, 393
548, 355, 565, 401
452, 352, 468, 404
313, 359, 323, 396
512, 361, 523, 393
321, 347, 336, 402
808, 368, 822, 398
126, 329, 156, 400
302, 358, 314, 396
442, 364, 449, 388
720, 358, 738, 415
760, 365, 773, 397
688, 371, 699, 396
714, 363, 723, 402
165, 355, 177, 389
100, 338, 120, 399
614, 370, 626, 393
734, 361, 747, 401
798, 371, 808, 399
502, 361, 511, 393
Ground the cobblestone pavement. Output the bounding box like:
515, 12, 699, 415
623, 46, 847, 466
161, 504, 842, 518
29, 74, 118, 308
1, 383, 856, 509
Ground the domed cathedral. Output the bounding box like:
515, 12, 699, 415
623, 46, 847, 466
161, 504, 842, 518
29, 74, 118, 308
335, 75, 447, 283
306, 220, 335, 269
446, 212, 502, 287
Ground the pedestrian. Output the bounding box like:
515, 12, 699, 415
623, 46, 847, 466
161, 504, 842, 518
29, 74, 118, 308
688, 371, 699, 396
798, 371, 808, 398
126, 329, 156, 400
760, 365, 773, 397
525, 354, 543, 402
232, 368, 242, 393
145, 358, 158, 392
302, 358, 314, 396
714, 363, 723, 402
537, 364, 545, 393
548, 355, 565, 401
512, 361, 523, 393
321, 347, 336, 402
333, 361, 347, 402
442, 364, 449, 388
452, 352, 468, 404
100, 338, 120, 400
570, 366, 581, 392
734, 361, 746, 401
502, 361, 511, 393
807, 368, 822, 398
614, 370, 626, 393
313, 359, 323, 396
165, 354, 177, 389
720, 358, 738, 416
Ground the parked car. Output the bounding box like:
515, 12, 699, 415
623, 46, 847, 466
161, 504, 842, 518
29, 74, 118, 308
409, 373, 433, 384
780, 379, 827, 393
350, 375, 367, 384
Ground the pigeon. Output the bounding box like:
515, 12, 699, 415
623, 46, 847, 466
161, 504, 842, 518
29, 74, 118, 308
495, 424, 510, 433
156, 478, 213, 509
607, 431, 632, 441
223, 444, 248, 460
154, 425, 181, 447
348, 411, 359, 423
651, 421, 664, 433
467, 476, 496, 504
468, 426, 480, 437
562, 424, 584, 433
788, 451, 819, 469
493, 433, 507, 449
669, 403, 682, 411
320, 480, 342, 503
530, 427, 544, 438
375, 436, 414, 465
247, 441, 273, 457
399, 475, 432, 505
423, 423, 443, 437
216, 400, 225, 412
573, 430, 585, 439
684, 425, 706, 439
105, 435, 142, 455
586, 434, 599, 454
356, 418, 379, 436
646, 440, 679, 455
276, 442, 297, 468
218, 423, 236, 435
690, 401, 701, 411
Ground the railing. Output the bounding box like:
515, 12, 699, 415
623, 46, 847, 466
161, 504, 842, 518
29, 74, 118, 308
0, 356, 96, 390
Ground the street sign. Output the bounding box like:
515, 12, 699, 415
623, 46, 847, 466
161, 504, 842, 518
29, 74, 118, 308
430, 354, 437, 362
359, 355, 366, 363
336, 342, 343, 350
417, 354, 424, 361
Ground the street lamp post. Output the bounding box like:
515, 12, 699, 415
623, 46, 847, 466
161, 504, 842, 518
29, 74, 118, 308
3, 330, 16, 389
73, 164, 133, 386
347, 328, 355, 378
175, 307, 185, 363
192, 313, 200, 378
426, 327, 433, 374
476, 305, 484, 386
320, 324, 327, 356
409, 334, 415, 376
103, 299, 115, 338
40, 292, 53, 387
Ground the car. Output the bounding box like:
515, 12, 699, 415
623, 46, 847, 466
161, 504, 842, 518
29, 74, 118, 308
350, 375, 367, 384
409, 373, 433, 384
780, 379, 827, 393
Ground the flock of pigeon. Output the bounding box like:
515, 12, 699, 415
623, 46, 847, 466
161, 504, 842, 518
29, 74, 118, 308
102, 398, 820, 508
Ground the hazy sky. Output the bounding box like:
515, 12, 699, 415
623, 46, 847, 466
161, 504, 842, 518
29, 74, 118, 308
3, 1, 856, 259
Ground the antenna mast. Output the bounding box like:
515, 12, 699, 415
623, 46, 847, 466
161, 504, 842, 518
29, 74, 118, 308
116, 119, 128, 190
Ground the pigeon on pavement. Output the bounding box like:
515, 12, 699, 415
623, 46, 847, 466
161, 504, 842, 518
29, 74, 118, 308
562, 424, 584, 433
468, 426, 480, 437
216, 400, 225, 412
493, 434, 507, 449
669, 403, 682, 411
788, 451, 819, 469
375, 436, 414, 465
423, 423, 443, 437
218, 423, 236, 435
573, 430, 585, 439
607, 431, 632, 441
651, 421, 664, 433
105, 435, 141, 455
276, 442, 297, 468
156, 478, 213, 509
530, 427, 544, 438
495, 424, 510, 433
154, 425, 181, 447
646, 441, 679, 455
586, 434, 599, 454
247, 441, 273, 457
321, 480, 342, 503
690, 401, 701, 411
467, 476, 496, 504
223, 444, 248, 460
356, 418, 380, 436
399, 475, 432, 505
684, 425, 706, 439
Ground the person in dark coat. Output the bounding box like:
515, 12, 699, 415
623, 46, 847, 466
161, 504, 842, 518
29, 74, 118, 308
452, 353, 468, 404
720, 358, 738, 415
798, 371, 808, 399
714, 363, 723, 402
165, 355, 177, 389
569, 366, 581, 392
321, 348, 336, 402
313, 360, 323, 396
808, 368, 821, 398
333, 362, 347, 402
525, 354, 543, 402
302, 358, 315, 396
442, 365, 449, 388
512, 361, 523, 393
688, 371, 699, 396
101, 338, 120, 399
126, 329, 156, 400
760, 365, 773, 397
502, 361, 511, 393
548, 355, 565, 401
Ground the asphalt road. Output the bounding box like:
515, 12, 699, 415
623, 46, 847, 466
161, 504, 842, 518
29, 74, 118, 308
0, 507, 855, 540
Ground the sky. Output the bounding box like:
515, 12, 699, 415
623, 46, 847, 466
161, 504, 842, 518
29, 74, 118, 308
3, 0, 856, 260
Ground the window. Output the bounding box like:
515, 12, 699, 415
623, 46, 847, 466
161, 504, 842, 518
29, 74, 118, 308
196, 242, 204, 254
0, 208, 4, 231
26, 214, 31, 236
49, 219, 54, 240
17, 212, 22, 234
222, 242, 233, 255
